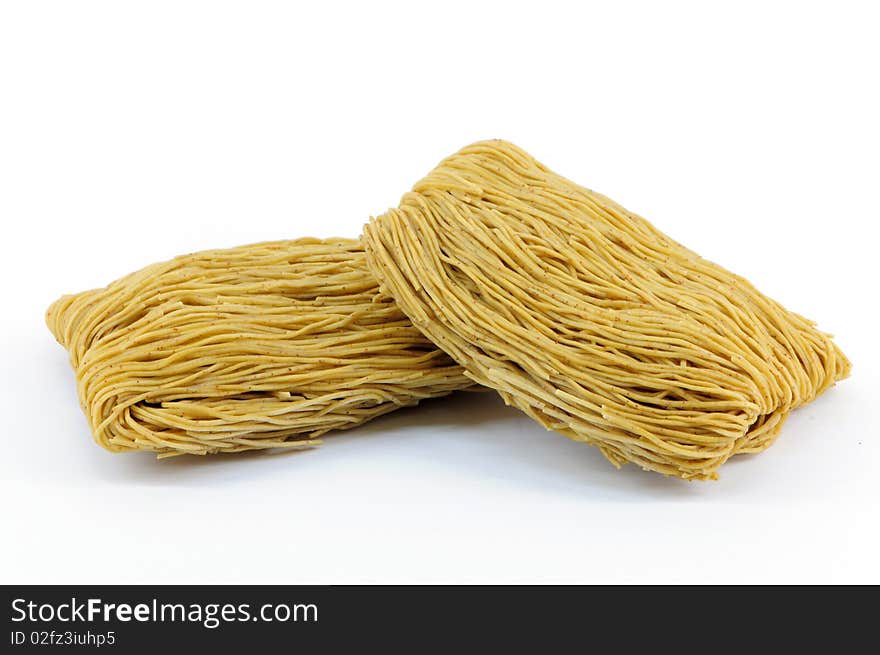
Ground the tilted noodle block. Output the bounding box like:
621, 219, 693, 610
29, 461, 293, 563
362, 140, 851, 479
47, 238, 473, 456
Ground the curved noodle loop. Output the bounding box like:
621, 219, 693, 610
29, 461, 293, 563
47, 238, 473, 456
362, 140, 851, 479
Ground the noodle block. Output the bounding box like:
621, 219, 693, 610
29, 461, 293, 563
47, 238, 473, 456
362, 140, 851, 479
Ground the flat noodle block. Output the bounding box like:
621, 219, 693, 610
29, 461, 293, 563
363, 140, 850, 479
47, 238, 473, 456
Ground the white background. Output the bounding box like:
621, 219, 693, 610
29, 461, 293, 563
1, 1, 877, 584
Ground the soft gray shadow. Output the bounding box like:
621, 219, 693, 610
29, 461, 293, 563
42, 325, 859, 502
89, 389, 704, 500
347, 392, 703, 499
